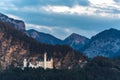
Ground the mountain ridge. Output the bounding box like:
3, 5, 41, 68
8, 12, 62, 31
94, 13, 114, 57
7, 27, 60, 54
84, 28, 120, 58
27, 29, 90, 51
27, 29, 62, 45
63, 33, 89, 51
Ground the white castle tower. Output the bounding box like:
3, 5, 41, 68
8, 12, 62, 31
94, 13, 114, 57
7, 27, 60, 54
23, 59, 27, 68
44, 52, 47, 69
44, 52, 53, 69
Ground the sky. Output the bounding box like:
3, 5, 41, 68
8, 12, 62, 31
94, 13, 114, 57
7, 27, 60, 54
0, 0, 120, 39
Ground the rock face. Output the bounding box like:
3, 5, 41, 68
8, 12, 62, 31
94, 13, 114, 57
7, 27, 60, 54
0, 22, 86, 70
27, 30, 89, 51
84, 28, 120, 58
0, 22, 29, 69
0, 13, 26, 33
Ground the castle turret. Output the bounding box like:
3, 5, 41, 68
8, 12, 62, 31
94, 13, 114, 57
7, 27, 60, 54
44, 52, 47, 69
50, 58, 53, 64
23, 59, 27, 68
50, 58, 53, 69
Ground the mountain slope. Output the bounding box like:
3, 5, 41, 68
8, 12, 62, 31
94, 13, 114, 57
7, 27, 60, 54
0, 21, 86, 70
84, 28, 120, 58
27, 29, 62, 45
0, 13, 26, 33
27, 30, 89, 51
63, 33, 89, 51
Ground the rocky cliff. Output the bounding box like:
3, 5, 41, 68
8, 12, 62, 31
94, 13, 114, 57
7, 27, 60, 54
0, 13, 26, 33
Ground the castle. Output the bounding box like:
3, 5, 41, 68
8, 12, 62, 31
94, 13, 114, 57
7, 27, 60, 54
23, 52, 53, 69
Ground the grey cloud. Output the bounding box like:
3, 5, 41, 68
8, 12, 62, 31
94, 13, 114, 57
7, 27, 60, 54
75, 0, 90, 6
11, 0, 90, 7
114, 0, 120, 2
12, 10, 120, 31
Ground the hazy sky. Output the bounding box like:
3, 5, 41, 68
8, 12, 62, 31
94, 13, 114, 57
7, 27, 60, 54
0, 0, 120, 39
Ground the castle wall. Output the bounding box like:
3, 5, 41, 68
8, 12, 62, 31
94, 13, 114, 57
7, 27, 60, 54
23, 53, 53, 69
38, 62, 44, 68
46, 61, 53, 69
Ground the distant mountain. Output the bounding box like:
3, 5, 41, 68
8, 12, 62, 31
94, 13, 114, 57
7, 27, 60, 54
0, 13, 26, 33
84, 28, 120, 58
27, 30, 90, 51
63, 33, 89, 51
27, 29, 62, 45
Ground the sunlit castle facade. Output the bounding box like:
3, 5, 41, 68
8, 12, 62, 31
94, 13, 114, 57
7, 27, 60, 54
23, 52, 53, 69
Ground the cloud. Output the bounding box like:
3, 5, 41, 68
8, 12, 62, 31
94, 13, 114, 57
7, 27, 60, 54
26, 23, 54, 32
1, 0, 120, 18
79, 0, 90, 6
42, 5, 96, 16
6, 8, 120, 37
5, 13, 24, 20
0, 1, 18, 11
1, 0, 120, 39
89, 0, 115, 4
26, 23, 73, 39
10, 0, 90, 7
42, 3, 120, 18
0, 2, 17, 10
114, 0, 120, 2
